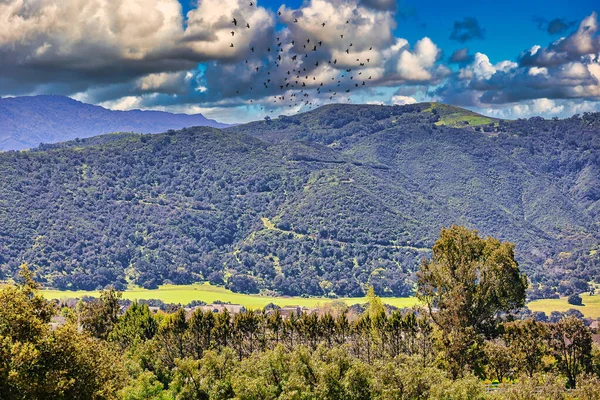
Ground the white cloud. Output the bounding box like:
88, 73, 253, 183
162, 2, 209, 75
391, 95, 417, 105
437, 12, 600, 109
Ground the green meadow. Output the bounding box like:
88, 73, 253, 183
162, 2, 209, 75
41, 283, 419, 310
41, 283, 600, 318
527, 293, 600, 319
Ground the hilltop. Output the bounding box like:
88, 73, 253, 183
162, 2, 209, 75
0, 95, 229, 150
0, 103, 598, 298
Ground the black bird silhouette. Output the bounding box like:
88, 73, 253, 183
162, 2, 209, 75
246, 23, 250, 28
318, 41, 322, 46
345, 49, 349, 54
251, 47, 254, 52
255, 67, 259, 71
307, 39, 310, 43
230, 43, 234, 47
267, 47, 271, 52
346, 20, 349, 23
349, 43, 353, 47
294, 18, 298, 23
369, 47, 372, 50
278, 11, 281, 15
315, 61, 319, 67
232, 18, 237, 26
312, 46, 317, 51
340, 34, 344, 38
322, 22, 326, 27
249, 2, 253, 5
292, 55, 297, 60
231, 31, 235, 36
291, 40, 295, 45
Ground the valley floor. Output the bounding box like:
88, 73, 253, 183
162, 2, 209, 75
40, 282, 600, 318
40, 282, 419, 309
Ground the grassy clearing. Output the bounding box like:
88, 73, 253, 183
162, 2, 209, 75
425, 102, 496, 127
528, 294, 600, 319
435, 114, 496, 127
41, 283, 419, 309
41, 283, 600, 317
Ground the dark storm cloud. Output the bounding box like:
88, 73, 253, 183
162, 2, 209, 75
449, 17, 485, 43
534, 16, 577, 35
449, 47, 473, 64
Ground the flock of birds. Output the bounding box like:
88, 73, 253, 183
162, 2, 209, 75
229, 4, 375, 114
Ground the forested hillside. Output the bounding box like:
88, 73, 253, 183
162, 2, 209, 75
0, 103, 598, 297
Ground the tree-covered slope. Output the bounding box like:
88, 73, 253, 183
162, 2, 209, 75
1, 103, 598, 297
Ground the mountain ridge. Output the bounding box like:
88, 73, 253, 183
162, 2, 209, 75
0, 102, 598, 298
0, 95, 230, 151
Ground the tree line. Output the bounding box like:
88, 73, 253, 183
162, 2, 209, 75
2, 226, 600, 399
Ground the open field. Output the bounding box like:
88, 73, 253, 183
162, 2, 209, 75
40, 283, 600, 318
41, 283, 420, 309
527, 294, 600, 319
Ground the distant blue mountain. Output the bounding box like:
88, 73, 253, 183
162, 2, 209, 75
0, 95, 230, 150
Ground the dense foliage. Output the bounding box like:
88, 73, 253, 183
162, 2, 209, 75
0, 103, 598, 297
2, 258, 600, 399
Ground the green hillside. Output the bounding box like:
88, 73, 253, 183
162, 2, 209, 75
1, 103, 598, 298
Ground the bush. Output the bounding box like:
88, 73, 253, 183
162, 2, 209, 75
568, 294, 583, 306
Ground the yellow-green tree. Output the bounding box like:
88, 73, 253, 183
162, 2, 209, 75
0, 264, 125, 398
416, 226, 527, 376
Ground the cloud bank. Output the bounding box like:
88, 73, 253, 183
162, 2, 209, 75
435, 12, 600, 117
0, 0, 599, 120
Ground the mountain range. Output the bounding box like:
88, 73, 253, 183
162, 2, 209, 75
0, 95, 229, 151
0, 102, 598, 298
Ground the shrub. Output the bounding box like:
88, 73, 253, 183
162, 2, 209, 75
568, 294, 583, 306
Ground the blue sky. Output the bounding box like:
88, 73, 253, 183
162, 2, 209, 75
212, 0, 597, 63
179, 0, 598, 59
1, 0, 599, 122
